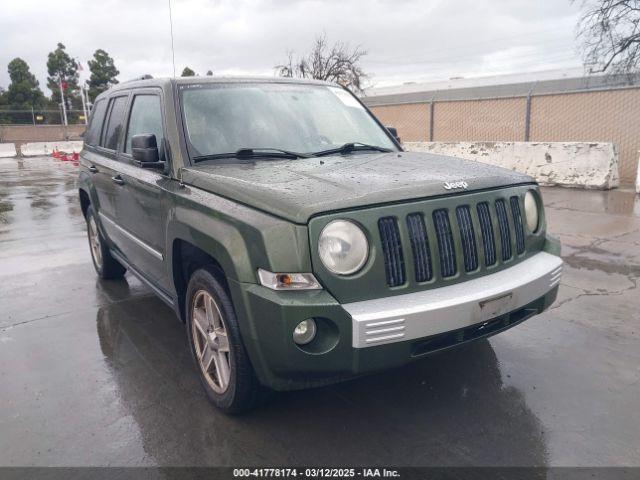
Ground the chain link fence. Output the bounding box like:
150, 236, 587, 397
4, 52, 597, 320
0, 108, 88, 126
369, 103, 431, 142
367, 86, 640, 185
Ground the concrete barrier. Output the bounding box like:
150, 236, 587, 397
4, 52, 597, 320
0, 124, 85, 143
0, 143, 17, 158
405, 141, 620, 190
20, 141, 84, 157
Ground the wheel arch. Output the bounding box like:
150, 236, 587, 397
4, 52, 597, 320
171, 238, 232, 322
167, 211, 258, 322
165, 204, 312, 326
78, 170, 99, 219
79, 188, 90, 218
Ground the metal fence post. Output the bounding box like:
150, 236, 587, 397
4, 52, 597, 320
524, 81, 537, 142
524, 93, 532, 141
429, 99, 435, 142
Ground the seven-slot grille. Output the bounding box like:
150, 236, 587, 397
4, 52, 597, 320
379, 195, 529, 287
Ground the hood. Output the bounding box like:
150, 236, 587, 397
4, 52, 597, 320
182, 151, 534, 224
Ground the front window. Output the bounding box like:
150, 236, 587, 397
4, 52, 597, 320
179, 82, 396, 159
125, 95, 165, 160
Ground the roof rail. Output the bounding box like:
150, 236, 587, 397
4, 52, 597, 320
123, 74, 154, 83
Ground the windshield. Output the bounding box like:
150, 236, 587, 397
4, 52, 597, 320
178, 82, 397, 159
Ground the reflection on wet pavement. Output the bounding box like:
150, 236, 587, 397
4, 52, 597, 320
0, 157, 639, 466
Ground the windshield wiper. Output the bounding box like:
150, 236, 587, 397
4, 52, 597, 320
193, 148, 311, 163
311, 143, 393, 157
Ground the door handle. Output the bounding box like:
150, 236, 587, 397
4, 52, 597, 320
88, 165, 99, 174
111, 175, 125, 185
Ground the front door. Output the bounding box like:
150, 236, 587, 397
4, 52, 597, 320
112, 91, 169, 290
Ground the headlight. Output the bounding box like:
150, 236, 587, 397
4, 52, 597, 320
524, 190, 539, 233
318, 220, 369, 275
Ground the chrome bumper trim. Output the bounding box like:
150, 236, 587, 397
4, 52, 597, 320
344, 252, 563, 348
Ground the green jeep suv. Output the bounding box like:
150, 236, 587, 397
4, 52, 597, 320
78, 77, 562, 413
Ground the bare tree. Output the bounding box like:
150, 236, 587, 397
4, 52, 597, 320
275, 34, 368, 93
575, 0, 640, 74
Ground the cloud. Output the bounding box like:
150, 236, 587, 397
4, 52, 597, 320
0, 0, 583, 93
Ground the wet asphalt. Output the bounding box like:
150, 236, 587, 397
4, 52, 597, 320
0, 156, 639, 467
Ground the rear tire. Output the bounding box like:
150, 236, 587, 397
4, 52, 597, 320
185, 266, 264, 414
86, 205, 126, 280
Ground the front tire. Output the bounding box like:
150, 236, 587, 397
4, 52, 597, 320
86, 205, 126, 280
185, 266, 263, 414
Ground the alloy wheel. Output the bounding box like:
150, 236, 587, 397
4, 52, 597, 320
88, 215, 103, 268
191, 290, 232, 393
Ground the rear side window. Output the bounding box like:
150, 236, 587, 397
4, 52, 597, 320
125, 95, 165, 160
101, 96, 128, 151
84, 100, 107, 146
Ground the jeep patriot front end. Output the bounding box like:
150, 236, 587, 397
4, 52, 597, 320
78, 77, 561, 413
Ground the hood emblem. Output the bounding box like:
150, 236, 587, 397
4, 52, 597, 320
443, 181, 469, 190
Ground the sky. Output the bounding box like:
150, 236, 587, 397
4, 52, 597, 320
0, 0, 585, 94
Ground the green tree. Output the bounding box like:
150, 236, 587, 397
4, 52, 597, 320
87, 49, 119, 102
0, 87, 9, 123
181, 66, 196, 77
46, 43, 80, 105
6, 58, 44, 109
206, 70, 213, 76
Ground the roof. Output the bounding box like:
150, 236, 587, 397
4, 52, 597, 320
361, 68, 640, 105
96, 75, 339, 101
172, 76, 336, 87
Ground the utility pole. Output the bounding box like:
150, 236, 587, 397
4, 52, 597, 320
58, 73, 68, 126
31, 106, 35, 126
80, 85, 89, 125
75, 57, 90, 123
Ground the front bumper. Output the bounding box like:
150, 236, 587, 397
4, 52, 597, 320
229, 252, 562, 391
345, 252, 562, 348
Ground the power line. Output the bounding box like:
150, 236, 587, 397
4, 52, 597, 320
366, 24, 577, 64
366, 42, 579, 66
365, 46, 580, 68
365, 50, 583, 84
365, 28, 579, 66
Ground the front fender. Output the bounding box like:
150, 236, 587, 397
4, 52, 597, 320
166, 184, 312, 286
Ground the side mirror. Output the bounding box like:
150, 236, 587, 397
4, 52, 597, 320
131, 134, 164, 170
385, 126, 401, 144
132, 134, 159, 162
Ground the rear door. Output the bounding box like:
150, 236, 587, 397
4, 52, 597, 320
80, 97, 108, 207
112, 90, 169, 288
82, 94, 130, 246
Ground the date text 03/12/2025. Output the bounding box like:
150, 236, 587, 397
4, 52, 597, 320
232, 468, 401, 478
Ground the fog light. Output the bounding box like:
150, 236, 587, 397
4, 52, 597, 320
293, 319, 317, 345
